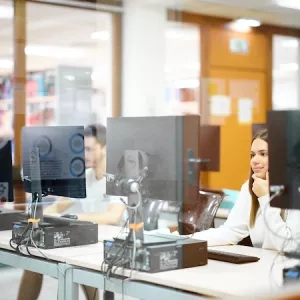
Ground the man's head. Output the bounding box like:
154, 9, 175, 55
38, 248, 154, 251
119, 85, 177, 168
84, 124, 106, 169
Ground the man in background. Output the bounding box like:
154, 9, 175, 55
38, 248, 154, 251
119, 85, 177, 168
17, 124, 124, 300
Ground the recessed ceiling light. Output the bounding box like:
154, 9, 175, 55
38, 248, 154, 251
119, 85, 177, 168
276, 0, 300, 10
0, 5, 13, 19
227, 22, 251, 33
235, 18, 261, 27
90, 31, 110, 40
25, 45, 86, 59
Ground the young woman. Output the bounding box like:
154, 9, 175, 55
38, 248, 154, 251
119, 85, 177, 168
191, 129, 300, 252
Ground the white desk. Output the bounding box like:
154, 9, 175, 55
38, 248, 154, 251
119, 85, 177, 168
63, 226, 296, 300
64, 245, 285, 299
0, 225, 120, 300
0, 225, 297, 300
0, 230, 67, 300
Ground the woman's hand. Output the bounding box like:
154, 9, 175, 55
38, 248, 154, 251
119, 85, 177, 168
252, 172, 269, 198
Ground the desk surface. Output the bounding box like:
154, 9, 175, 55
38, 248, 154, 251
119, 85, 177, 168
0, 224, 295, 299
66, 244, 287, 299
0, 224, 122, 262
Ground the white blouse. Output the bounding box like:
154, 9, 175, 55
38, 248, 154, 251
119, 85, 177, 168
193, 181, 300, 252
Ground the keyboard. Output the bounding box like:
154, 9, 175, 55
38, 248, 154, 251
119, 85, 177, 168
208, 249, 260, 264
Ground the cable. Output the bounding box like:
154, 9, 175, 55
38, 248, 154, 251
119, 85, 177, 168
131, 190, 140, 269
269, 239, 289, 288
261, 186, 300, 290
262, 187, 300, 244
101, 217, 131, 278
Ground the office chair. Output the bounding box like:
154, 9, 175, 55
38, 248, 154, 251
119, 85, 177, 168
142, 199, 164, 231
178, 190, 225, 235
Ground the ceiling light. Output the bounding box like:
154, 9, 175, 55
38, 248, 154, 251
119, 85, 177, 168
0, 5, 13, 19
25, 45, 86, 59
0, 59, 13, 69
235, 18, 261, 27
90, 31, 110, 40
276, 0, 300, 10
226, 22, 251, 33
64, 75, 75, 81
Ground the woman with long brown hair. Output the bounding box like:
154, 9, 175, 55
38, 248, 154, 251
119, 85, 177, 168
190, 129, 300, 251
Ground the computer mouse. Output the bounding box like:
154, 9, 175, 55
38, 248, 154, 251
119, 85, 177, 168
61, 214, 78, 220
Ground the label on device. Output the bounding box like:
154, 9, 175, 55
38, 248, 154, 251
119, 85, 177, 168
159, 250, 178, 270
53, 231, 71, 247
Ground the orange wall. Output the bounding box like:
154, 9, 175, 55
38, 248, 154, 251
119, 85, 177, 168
203, 28, 268, 190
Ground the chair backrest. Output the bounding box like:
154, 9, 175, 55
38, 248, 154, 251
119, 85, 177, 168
143, 199, 164, 231
178, 190, 225, 234
197, 190, 224, 231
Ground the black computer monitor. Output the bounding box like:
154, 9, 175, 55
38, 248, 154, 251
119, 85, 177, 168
267, 110, 300, 209
22, 126, 86, 199
0, 139, 14, 202
106, 115, 200, 236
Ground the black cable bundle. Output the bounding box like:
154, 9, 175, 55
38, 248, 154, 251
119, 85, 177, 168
9, 222, 33, 256
101, 227, 132, 280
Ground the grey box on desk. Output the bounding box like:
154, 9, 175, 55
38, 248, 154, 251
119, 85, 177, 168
12, 216, 98, 249
0, 209, 25, 231
104, 235, 207, 273
177, 238, 207, 269
146, 238, 207, 272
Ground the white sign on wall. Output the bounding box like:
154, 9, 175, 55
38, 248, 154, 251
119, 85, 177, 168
229, 38, 249, 54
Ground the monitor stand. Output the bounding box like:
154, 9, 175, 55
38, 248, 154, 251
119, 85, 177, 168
11, 147, 98, 249
104, 150, 202, 272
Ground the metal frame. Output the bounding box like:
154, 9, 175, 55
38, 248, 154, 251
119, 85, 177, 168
0, 249, 67, 300
65, 266, 207, 300
0, 249, 207, 300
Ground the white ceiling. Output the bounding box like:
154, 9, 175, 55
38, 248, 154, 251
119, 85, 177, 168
0, 1, 201, 85
182, 0, 300, 28
0, 0, 299, 84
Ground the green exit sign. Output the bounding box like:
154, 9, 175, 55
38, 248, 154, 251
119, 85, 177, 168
229, 38, 249, 54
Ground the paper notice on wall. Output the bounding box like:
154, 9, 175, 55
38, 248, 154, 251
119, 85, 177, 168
238, 98, 253, 124
210, 95, 231, 117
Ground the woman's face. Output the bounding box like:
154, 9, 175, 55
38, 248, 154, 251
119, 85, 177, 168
250, 138, 268, 179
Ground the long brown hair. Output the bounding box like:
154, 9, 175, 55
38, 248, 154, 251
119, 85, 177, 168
249, 129, 268, 227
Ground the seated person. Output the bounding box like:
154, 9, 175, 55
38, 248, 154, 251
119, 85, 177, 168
17, 124, 123, 300
175, 129, 300, 252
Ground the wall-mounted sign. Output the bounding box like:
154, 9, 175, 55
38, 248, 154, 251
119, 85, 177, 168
229, 38, 249, 54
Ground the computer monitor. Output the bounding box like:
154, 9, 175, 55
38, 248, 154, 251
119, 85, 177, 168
0, 139, 14, 202
267, 110, 300, 209
10, 126, 99, 249
22, 126, 86, 200
106, 115, 200, 237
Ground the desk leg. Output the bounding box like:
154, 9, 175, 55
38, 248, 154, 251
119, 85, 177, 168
65, 265, 79, 300
57, 263, 66, 300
